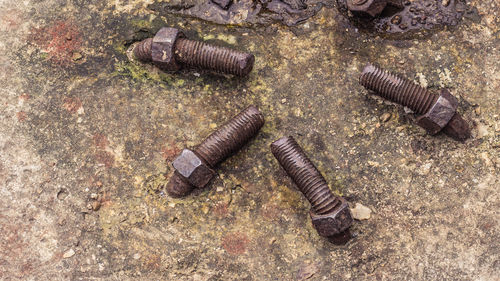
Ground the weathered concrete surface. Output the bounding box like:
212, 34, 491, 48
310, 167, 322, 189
0, 0, 498, 280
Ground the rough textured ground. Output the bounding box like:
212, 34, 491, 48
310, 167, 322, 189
0, 0, 499, 280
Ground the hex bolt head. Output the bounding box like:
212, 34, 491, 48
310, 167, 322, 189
416, 89, 458, 135
271, 136, 353, 238
166, 106, 265, 198
172, 149, 215, 188
151, 27, 185, 71
359, 63, 471, 141
310, 199, 353, 237
133, 27, 254, 76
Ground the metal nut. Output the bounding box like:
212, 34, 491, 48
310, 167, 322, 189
172, 149, 215, 188
310, 198, 353, 237
151, 27, 185, 71
347, 0, 388, 17
416, 89, 458, 135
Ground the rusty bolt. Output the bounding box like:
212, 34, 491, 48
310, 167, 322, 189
133, 27, 254, 77
166, 106, 265, 197
359, 63, 471, 141
270, 136, 353, 239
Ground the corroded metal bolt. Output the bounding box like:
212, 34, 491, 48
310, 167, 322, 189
271, 136, 353, 239
133, 27, 254, 76
166, 106, 265, 197
359, 63, 471, 141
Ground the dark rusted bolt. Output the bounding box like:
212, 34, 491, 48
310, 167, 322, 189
347, 0, 402, 17
270, 136, 353, 239
133, 27, 254, 77
166, 106, 265, 197
359, 63, 471, 141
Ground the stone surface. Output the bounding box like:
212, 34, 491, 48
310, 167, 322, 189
0, 0, 499, 280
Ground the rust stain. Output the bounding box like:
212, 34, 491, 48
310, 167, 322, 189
19, 94, 30, 101
93, 133, 109, 149
160, 141, 181, 161
16, 111, 27, 122
213, 202, 229, 218
260, 203, 281, 221
62, 97, 82, 114
95, 150, 114, 168
99, 191, 112, 208
30, 20, 81, 65
1, 9, 23, 31
143, 254, 161, 271
221, 232, 249, 255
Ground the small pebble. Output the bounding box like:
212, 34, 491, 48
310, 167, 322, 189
92, 201, 101, 211
72, 52, 83, 61
391, 15, 402, 25
380, 112, 391, 123
63, 248, 75, 258
351, 203, 372, 220
475, 106, 481, 115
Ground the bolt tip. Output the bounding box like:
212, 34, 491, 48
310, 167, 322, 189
244, 105, 260, 114
133, 38, 153, 62
165, 172, 195, 198
270, 136, 294, 151
361, 63, 377, 74
237, 54, 255, 76
442, 113, 471, 141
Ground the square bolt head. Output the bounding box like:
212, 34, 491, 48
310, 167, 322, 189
172, 149, 215, 188
310, 198, 353, 237
151, 27, 185, 71
416, 89, 459, 135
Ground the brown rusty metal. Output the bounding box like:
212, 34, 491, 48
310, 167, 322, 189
346, 0, 403, 17
270, 136, 353, 238
347, 0, 389, 17
359, 63, 471, 141
133, 27, 254, 77
166, 106, 265, 197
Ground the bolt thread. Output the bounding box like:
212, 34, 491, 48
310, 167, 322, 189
195, 106, 264, 168
271, 136, 341, 215
359, 63, 438, 115
133, 38, 153, 62
174, 38, 255, 77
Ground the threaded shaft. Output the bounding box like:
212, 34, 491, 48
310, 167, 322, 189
174, 38, 255, 77
359, 64, 438, 115
133, 38, 153, 62
195, 106, 265, 168
271, 136, 341, 215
